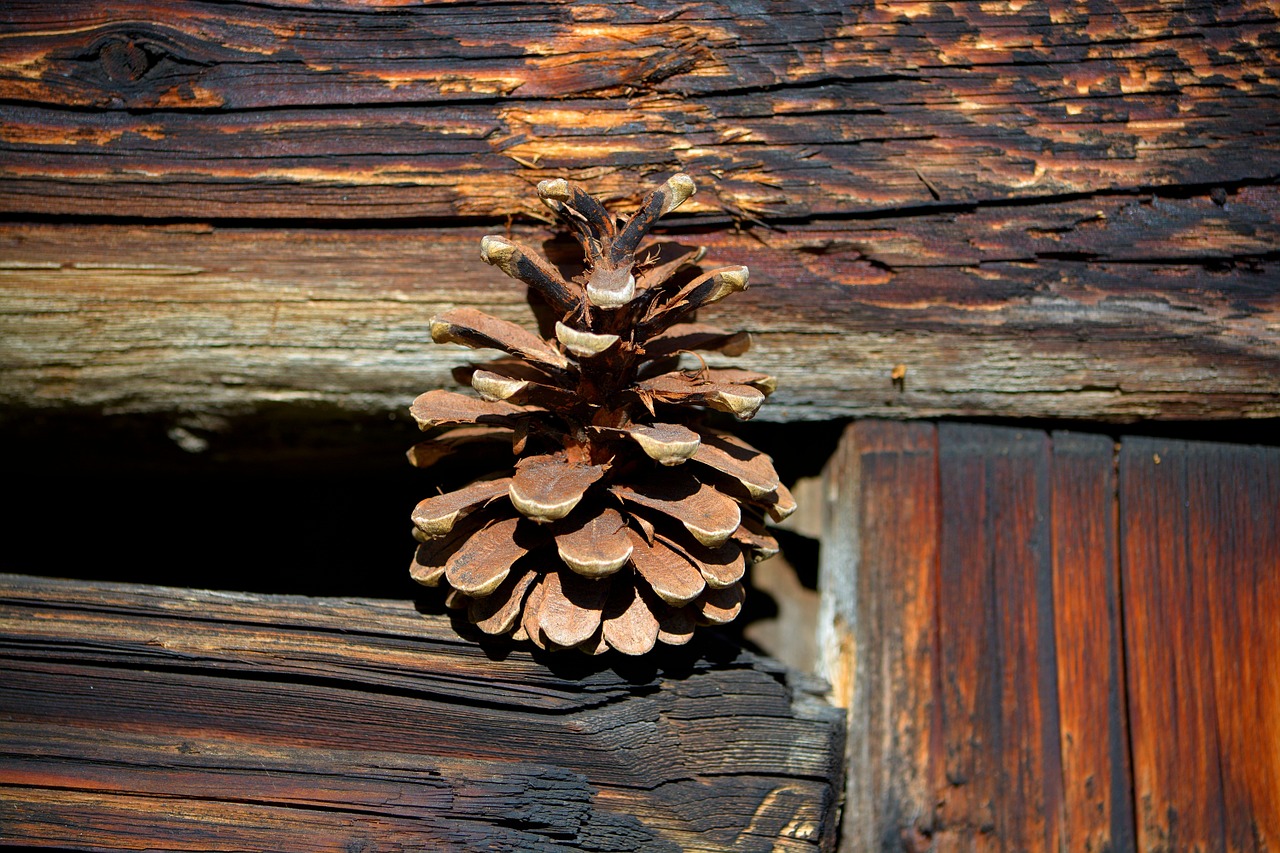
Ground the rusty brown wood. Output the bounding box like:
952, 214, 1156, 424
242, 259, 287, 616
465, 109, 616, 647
934, 424, 1065, 851
1050, 431, 1136, 852
820, 425, 1279, 852
1121, 438, 1228, 851
817, 420, 939, 852
1192, 443, 1280, 852
2, 191, 1277, 422
0, 0, 1276, 220
0, 573, 845, 851
1121, 438, 1280, 852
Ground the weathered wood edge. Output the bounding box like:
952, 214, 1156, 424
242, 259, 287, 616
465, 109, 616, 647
0, 572, 846, 852
3, 190, 1277, 423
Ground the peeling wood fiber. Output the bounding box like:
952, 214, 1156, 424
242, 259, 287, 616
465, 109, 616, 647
1, 0, 1278, 420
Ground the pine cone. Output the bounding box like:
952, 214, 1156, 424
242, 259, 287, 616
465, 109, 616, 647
407, 173, 794, 655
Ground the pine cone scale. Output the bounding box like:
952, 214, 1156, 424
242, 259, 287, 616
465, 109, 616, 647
554, 507, 632, 578
612, 478, 741, 548
409, 390, 531, 429
628, 531, 706, 605
509, 456, 606, 523
443, 516, 527, 596
601, 582, 661, 656
538, 568, 610, 648
411, 477, 512, 538
469, 567, 538, 635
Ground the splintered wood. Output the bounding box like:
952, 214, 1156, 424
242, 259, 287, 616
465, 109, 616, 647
0, 0, 1277, 421
819, 422, 1279, 852
0, 574, 845, 852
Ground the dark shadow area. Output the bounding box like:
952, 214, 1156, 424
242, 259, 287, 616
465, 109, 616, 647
0, 407, 843, 635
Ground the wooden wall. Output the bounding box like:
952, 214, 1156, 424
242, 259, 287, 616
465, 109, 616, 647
2, 0, 1278, 424
819, 421, 1279, 852
2, 4, 1278, 849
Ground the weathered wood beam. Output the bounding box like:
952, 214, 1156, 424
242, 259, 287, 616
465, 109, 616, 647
0, 573, 844, 851
3, 186, 1277, 421
0, 0, 1276, 220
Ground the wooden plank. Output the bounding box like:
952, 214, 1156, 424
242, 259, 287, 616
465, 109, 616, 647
1191, 442, 1280, 852
1122, 437, 1280, 852
0, 574, 845, 852
817, 420, 939, 852
1050, 431, 1136, 852
934, 424, 1064, 851
1120, 438, 1228, 851
933, 424, 999, 851
3, 194, 1278, 422
820, 424, 1278, 850
0, 0, 1276, 219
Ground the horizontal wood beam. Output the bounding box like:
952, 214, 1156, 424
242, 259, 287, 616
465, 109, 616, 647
3, 187, 1277, 421
0, 573, 844, 851
0, 0, 1276, 220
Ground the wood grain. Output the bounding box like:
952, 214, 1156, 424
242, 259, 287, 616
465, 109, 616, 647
1121, 438, 1280, 852
935, 423, 1065, 851
1051, 431, 1135, 853
1, 0, 1278, 422
3, 192, 1277, 421
817, 420, 939, 853
1192, 442, 1280, 853
1121, 438, 1229, 852
0, 574, 845, 852
822, 426, 1279, 851
0, 0, 1276, 219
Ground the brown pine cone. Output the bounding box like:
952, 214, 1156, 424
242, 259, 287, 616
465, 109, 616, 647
407, 173, 793, 655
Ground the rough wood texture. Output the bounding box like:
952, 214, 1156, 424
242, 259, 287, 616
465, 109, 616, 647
1121, 438, 1280, 852
1, 0, 1276, 219
1, 0, 1279, 422
817, 421, 938, 852
1051, 432, 1135, 853
2, 201, 1277, 420
818, 421, 1277, 852
0, 573, 844, 852
936, 424, 1064, 851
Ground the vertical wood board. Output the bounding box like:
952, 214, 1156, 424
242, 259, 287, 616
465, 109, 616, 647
824, 424, 1277, 852
935, 424, 1065, 851
1121, 438, 1230, 852
819, 421, 939, 852
1050, 431, 1136, 853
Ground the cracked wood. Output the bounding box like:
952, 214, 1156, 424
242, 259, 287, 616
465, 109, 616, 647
0, 573, 844, 852
0, 0, 1276, 219
0, 0, 1276, 421
1, 188, 1276, 420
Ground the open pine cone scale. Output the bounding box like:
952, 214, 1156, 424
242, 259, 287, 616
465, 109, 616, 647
408, 173, 792, 655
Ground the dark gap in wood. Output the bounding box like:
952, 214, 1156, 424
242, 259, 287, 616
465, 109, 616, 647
0, 406, 844, 658
1104, 433, 1140, 853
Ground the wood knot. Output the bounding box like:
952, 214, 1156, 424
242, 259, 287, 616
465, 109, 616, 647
99, 37, 156, 83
